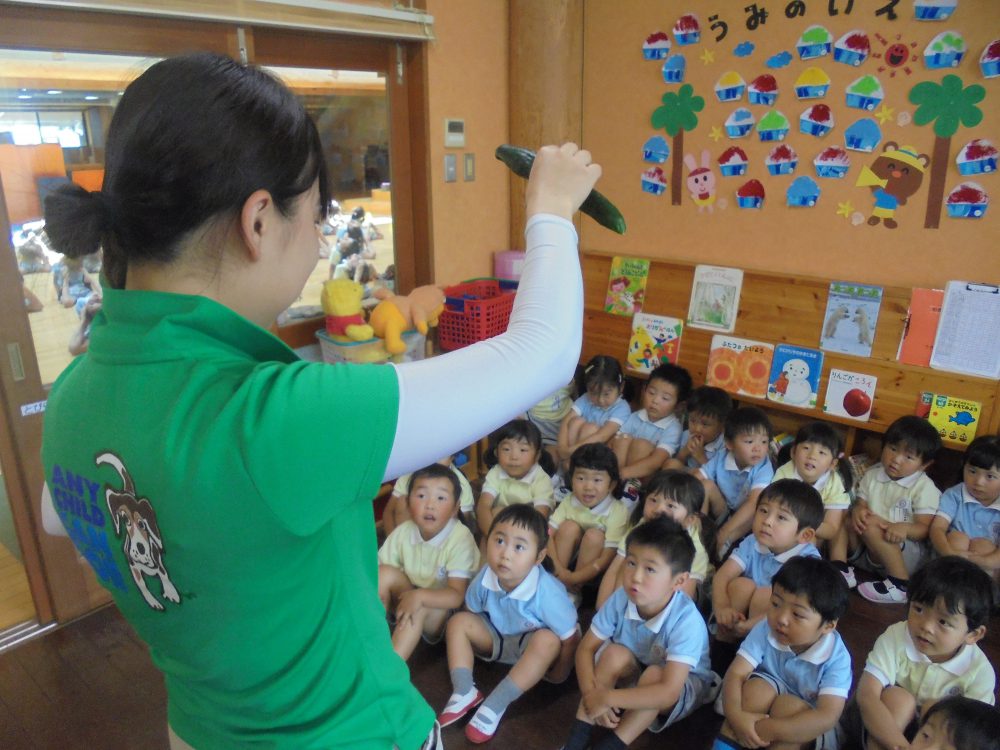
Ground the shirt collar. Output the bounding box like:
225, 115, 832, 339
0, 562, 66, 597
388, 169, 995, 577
902, 627, 975, 675
790, 466, 831, 491
961, 485, 1000, 510
766, 630, 837, 664
875, 466, 922, 488
635, 409, 673, 429
755, 541, 811, 563
625, 590, 680, 633
724, 451, 750, 473
482, 564, 541, 601
496, 463, 541, 483
409, 517, 457, 548
571, 493, 616, 517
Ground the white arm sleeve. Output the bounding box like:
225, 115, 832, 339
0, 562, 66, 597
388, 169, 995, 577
384, 214, 581, 480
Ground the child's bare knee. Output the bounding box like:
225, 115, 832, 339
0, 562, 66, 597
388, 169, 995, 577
769, 693, 809, 718
556, 520, 584, 542
582, 527, 606, 546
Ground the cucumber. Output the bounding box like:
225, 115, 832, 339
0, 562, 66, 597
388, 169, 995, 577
495, 144, 626, 235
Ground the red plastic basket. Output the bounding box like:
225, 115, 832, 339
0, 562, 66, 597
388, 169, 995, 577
437, 278, 517, 351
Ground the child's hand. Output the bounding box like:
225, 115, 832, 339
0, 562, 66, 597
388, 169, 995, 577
525, 143, 602, 221
729, 709, 769, 749
715, 606, 743, 629
394, 589, 425, 628
687, 433, 707, 463
851, 505, 870, 535
731, 617, 755, 638
582, 687, 614, 724
882, 522, 908, 544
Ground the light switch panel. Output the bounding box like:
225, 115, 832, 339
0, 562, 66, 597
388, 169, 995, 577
444, 154, 457, 182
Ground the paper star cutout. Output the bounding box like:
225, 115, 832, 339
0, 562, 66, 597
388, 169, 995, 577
874, 105, 894, 125
700, 49, 715, 65
837, 200, 855, 218
709, 126, 724, 143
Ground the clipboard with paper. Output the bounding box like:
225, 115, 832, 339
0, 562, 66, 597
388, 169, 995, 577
930, 281, 1000, 379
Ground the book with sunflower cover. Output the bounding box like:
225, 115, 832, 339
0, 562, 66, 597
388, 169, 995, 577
706, 335, 774, 399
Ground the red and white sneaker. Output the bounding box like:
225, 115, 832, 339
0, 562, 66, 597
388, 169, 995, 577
858, 578, 907, 604
465, 705, 505, 743
437, 689, 484, 728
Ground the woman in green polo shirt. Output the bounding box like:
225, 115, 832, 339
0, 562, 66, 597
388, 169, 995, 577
40, 52, 599, 750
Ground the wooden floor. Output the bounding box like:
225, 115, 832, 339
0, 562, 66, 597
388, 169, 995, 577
0, 543, 34, 632
1, 586, 996, 750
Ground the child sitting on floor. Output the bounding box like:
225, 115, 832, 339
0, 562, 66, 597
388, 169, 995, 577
911, 695, 1000, 750
382, 454, 474, 536
548, 443, 630, 599
666, 385, 732, 471
715, 556, 851, 750
772, 422, 851, 554
929, 435, 1000, 582
597, 470, 713, 607
699, 406, 775, 557
832, 416, 942, 604
477, 419, 555, 542
377, 464, 479, 661
712, 479, 824, 644
439, 504, 578, 744
854, 556, 996, 750
562, 517, 719, 750
557, 355, 631, 464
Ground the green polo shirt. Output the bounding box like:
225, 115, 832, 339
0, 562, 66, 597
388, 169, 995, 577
42, 288, 434, 749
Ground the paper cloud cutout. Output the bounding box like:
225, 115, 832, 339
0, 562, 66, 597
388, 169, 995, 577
767, 51, 793, 69
734, 42, 755, 57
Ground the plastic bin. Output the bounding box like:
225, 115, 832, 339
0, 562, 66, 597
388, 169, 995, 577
493, 250, 526, 281
437, 278, 518, 351
316, 329, 425, 364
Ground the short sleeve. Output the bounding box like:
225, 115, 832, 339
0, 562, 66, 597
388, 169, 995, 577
735, 620, 770, 669
445, 527, 479, 579
377, 525, 405, 568
964, 655, 998, 704
571, 394, 589, 417
531, 469, 555, 509
911, 476, 942, 517
729, 535, 757, 573
750, 459, 775, 489
549, 498, 570, 530
464, 568, 488, 613
455, 470, 475, 513
818, 641, 853, 698
935, 486, 962, 523
539, 576, 579, 640
481, 466, 502, 498
773, 462, 794, 481
699, 450, 724, 482
392, 473, 411, 497
822, 472, 851, 511
608, 399, 632, 425
656, 418, 683, 456
664, 607, 708, 667
863, 626, 900, 688
590, 588, 625, 642
856, 466, 880, 503
603, 502, 631, 549
689, 529, 710, 581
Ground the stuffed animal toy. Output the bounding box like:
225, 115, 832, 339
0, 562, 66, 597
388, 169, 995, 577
370, 284, 445, 354
321, 279, 374, 341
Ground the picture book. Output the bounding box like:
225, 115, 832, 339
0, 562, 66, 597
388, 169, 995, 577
820, 281, 883, 358
896, 288, 944, 367
605, 256, 650, 316
687, 265, 743, 333
626, 313, 683, 373
823, 369, 877, 422
706, 335, 774, 398
917, 392, 982, 444
767, 344, 823, 409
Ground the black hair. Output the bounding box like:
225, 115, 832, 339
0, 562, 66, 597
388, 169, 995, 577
908, 555, 994, 631
579, 355, 624, 394
351, 206, 366, 219
346, 223, 365, 241
646, 362, 692, 404
685, 386, 733, 424
772, 557, 849, 623
44, 52, 329, 288
625, 516, 695, 574
791, 422, 853, 493
757, 479, 824, 532
964, 434, 1000, 472
484, 419, 543, 468
724, 406, 773, 441
407, 463, 461, 506
489, 503, 548, 553
631, 470, 718, 567
568, 443, 621, 498
883, 415, 941, 463
920, 696, 1000, 750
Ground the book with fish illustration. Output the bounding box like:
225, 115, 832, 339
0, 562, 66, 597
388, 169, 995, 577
605, 257, 650, 316
916, 392, 982, 444
820, 281, 882, 358
626, 313, 683, 373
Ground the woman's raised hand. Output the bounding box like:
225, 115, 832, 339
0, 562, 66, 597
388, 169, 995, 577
525, 143, 602, 221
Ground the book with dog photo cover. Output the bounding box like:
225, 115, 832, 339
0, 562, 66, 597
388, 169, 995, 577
706, 335, 774, 399
819, 281, 883, 358
823, 369, 877, 422
767, 344, 823, 410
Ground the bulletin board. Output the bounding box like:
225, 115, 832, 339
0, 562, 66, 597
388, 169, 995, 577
580, 0, 1000, 290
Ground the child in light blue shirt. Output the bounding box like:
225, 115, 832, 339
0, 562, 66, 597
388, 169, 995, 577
667, 386, 732, 471
558, 355, 631, 467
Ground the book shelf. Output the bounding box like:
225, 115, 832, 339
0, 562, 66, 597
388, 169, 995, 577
580, 250, 999, 457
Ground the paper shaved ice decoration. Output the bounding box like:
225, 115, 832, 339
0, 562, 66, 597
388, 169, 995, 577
834, 31, 871, 66
642, 166, 668, 195
924, 31, 967, 69
725, 108, 755, 138
956, 139, 997, 175
737, 179, 765, 208
914, 0, 958, 22
795, 67, 831, 99
662, 54, 687, 83
718, 146, 750, 176
844, 118, 882, 153
673, 14, 701, 45
642, 135, 671, 164
787, 176, 821, 206
757, 110, 790, 142
814, 146, 850, 178
946, 182, 989, 218
845, 75, 884, 110
748, 74, 778, 105
643, 31, 672, 60
800, 104, 835, 137
766, 144, 798, 175
715, 71, 746, 102
797, 25, 833, 59
980, 39, 1000, 78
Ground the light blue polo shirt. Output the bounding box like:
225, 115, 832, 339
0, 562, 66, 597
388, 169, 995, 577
936, 484, 1000, 545
619, 410, 683, 455
465, 564, 578, 640
680, 429, 726, 469
730, 536, 821, 588
572, 394, 631, 427
737, 620, 852, 705
590, 587, 712, 680
699, 449, 774, 512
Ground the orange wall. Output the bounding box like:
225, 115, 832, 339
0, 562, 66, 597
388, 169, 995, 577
0, 144, 66, 225
424, 0, 510, 286
579, 0, 1000, 289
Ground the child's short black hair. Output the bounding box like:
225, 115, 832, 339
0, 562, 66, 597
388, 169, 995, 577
772, 557, 849, 624
631, 470, 705, 526
883, 415, 941, 463
580, 354, 624, 393
964, 434, 1000, 472
568, 443, 621, 498
757, 479, 824, 532
408, 463, 461, 506
484, 419, 543, 467
489, 503, 547, 553
685, 386, 733, 423
724, 406, 773, 441
920, 695, 1000, 750
792, 421, 853, 492
647, 362, 692, 403
908, 555, 994, 631
625, 516, 695, 575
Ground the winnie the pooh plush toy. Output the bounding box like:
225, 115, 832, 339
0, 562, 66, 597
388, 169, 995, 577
321, 279, 374, 341
369, 285, 445, 354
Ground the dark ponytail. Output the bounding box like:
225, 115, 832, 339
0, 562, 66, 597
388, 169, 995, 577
43, 52, 329, 288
